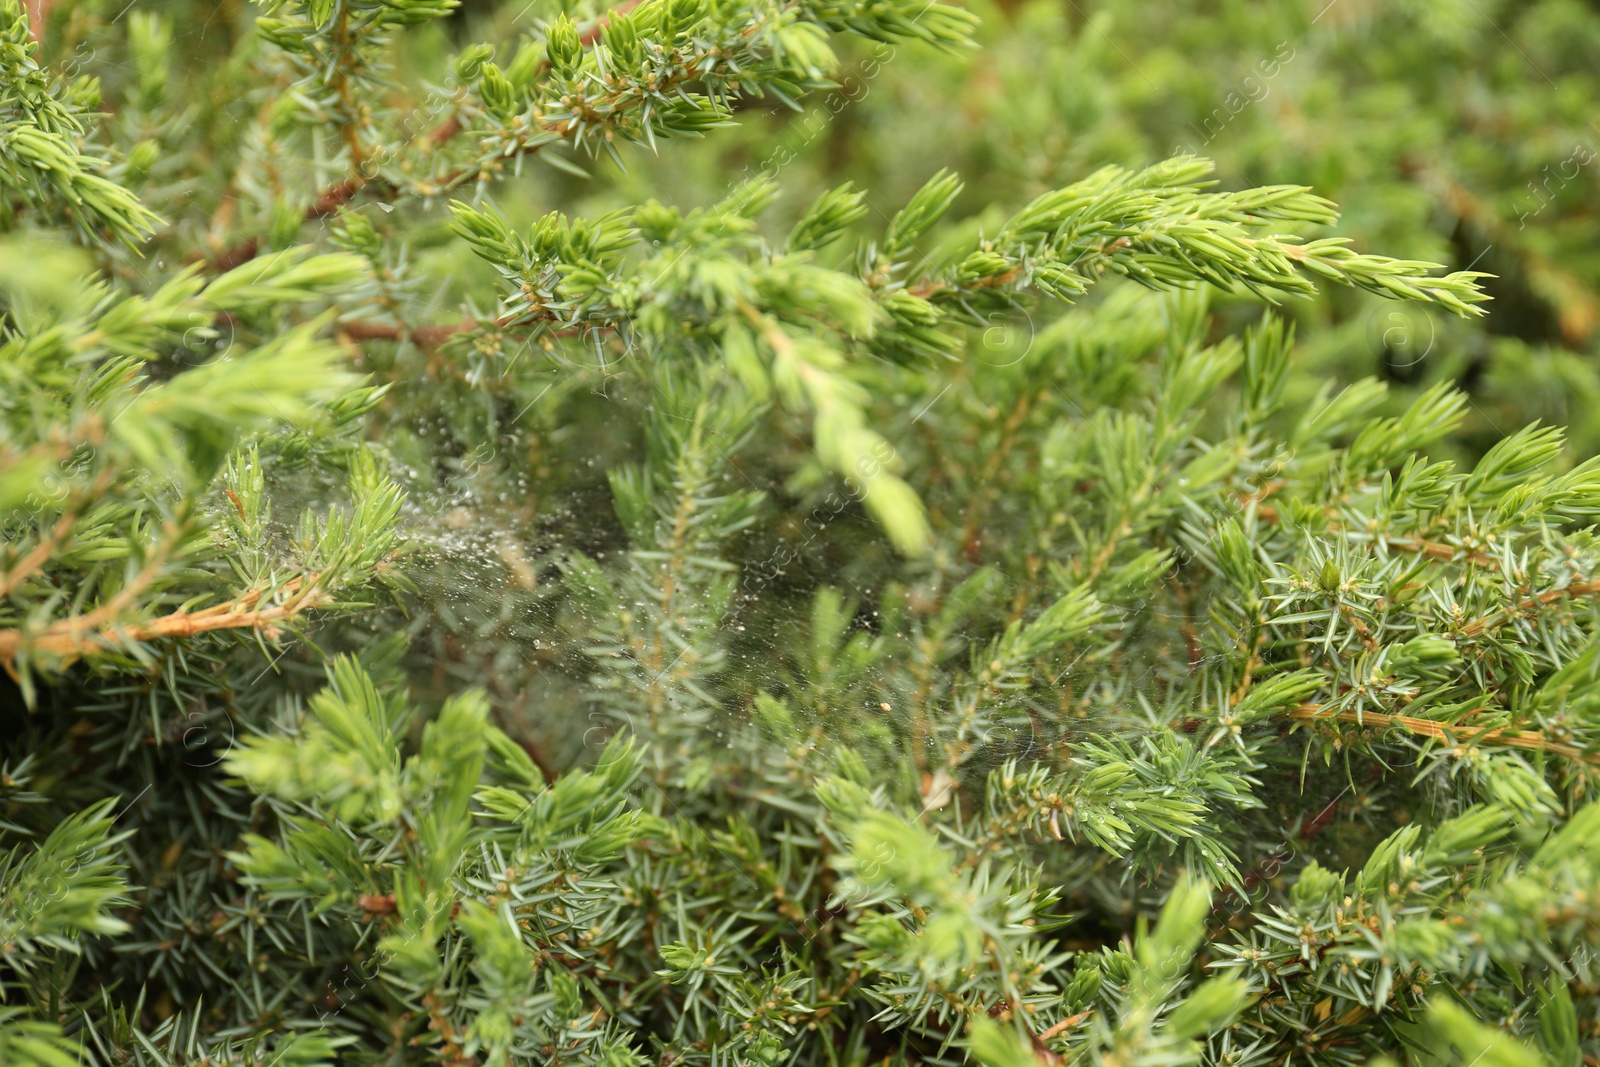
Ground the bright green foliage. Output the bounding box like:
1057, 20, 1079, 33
746, 0, 1600, 456
0, 798, 131, 952
0, 243, 403, 699
3, 0, 1600, 1065
0, 8, 155, 245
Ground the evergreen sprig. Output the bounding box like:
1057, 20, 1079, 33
3, 0, 1599, 1064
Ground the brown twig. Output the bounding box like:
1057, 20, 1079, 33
1287, 702, 1600, 765
24, 0, 53, 41
357, 893, 397, 915
1036, 1011, 1091, 1042
0, 431, 112, 600
1382, 535, 1495, 567
339, 317, 481, 348
1518, 580, 1600, 613
1249, 495, 1498, 569
1449, 579, 1600, 640
212, 178, 369, 271
0, 573, 327, 668
1027, 1030, 1062, 1067
336, 313, 609, 351
518, 736, 561, 782
959, 388, 1037, 565
426, 114, 462, 147
0, 508, 78, 600
209, 1, 646, 273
